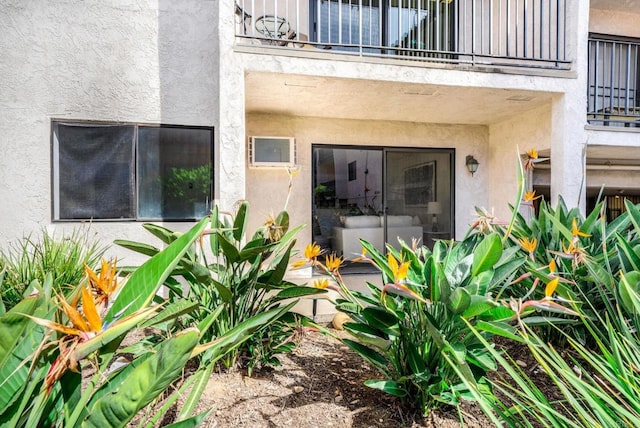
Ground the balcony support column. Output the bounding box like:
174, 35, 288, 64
550, 95, 587, 215
215, 0, 247, 211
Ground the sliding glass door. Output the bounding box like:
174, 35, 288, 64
312, 145, 453, 272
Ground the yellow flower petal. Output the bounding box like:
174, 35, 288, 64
518, 237, 537, 253
571, 219, 590, 238
549, 259, 557, 273
524, 190, 542, 202
545, 277, 559, 298
313, 278, 329, 289
325, 254, 343, 272
82, 286, 102, 332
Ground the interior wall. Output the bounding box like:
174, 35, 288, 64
245, 113, 489, 256
488, 103, 552, 221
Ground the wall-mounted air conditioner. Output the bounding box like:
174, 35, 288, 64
248, 136, 296, 167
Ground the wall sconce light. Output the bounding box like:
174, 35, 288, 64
466, 155, 479, 176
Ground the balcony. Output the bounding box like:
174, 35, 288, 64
235, 0, 570, 71
588, 35, 640, 128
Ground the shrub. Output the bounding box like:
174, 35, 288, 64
0, 216, 290, 427
0, 228, 107, 311
294, 230, 578, 415
116, 202, 325, 373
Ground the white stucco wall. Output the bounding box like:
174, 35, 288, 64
0, 1, 217, 261
245, 113, 489, 252
488, 103, 552, 221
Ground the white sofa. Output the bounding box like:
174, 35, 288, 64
331, 215, 423, 259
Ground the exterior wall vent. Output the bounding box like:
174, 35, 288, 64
249, 136, 296, 167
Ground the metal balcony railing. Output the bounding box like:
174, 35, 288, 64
235, 0, 570, 70
588, 35, 640, 128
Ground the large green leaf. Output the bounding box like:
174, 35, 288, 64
82, 330, 199, 428
0, 295, 46, 414
471, 233, 502, 277
361, 307, 400, 337
143, 223, 180, 245
364, 379, 407, 397
616, 234, 640, 273
342, 339, 389, 373
105, 216, 210, 323
113, 240, 160, 258
232, 202, 249, 242
618, 271, 640, 315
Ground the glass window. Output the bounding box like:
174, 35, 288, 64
53, 122, 213, 221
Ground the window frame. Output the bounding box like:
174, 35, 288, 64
51, 120, 214, 222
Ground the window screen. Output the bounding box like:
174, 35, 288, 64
56, 123, 135, 219
53, 121, 213, 221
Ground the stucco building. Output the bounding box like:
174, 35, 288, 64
1, 1, 639, 287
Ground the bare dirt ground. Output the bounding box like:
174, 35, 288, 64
173, 328, 494, 428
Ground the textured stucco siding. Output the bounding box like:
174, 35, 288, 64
489, 104, 553, 221
0, 0, 217, 260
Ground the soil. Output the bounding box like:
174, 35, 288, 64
171, 328, 496, 428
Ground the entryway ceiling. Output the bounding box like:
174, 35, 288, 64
591, 0, 640, 12
245, 72, 555, 126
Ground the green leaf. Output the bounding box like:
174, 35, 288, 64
342, 339, 389, 373
143, 223, 181, 245
616, 234, 640, 273
176, 365, 212, 422
364, 380, 407, 397
472, 233, 502, 276
475, 320, 523, 342
105, 216, 210, 324
113, 240, 160, 258
164, 410, 212, 428
211, 279, 233, 303
140, 300, 200, 329
233, 202, 249, 242
0, 294, 46, 414
267, 286, 327, 304
447, 287, 471, 314
462, 295, 498, 319
361, 307, 400, 336
215, 232, 241, 264
618, 271, 640, 314
82, 330, 199, 428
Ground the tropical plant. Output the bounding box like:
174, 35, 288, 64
0, 216, 291, 427
0, 227, 108, 311
456, 262, 640, 428
115, 202, 325, 374
293, 232, 578, 415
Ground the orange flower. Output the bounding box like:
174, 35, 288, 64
28, 286, 102, 341
549, 259, 557, 273
325, 253, 343, 273
312, 278, 329, 289
527, 148, 538, 159
524, 190, 542, 202
85, 259, 119, 309
388, 253, 410, 283
571, 218, 590, 238
305, 243, 323, 260
291, 243, 324, 269
518, 237, 537, 253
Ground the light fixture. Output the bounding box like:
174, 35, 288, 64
466, 155, 479, 176
427, 201, 442, 232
